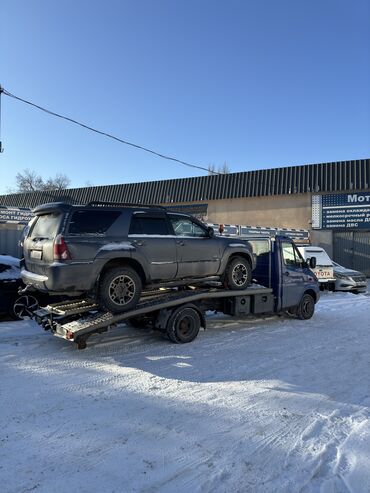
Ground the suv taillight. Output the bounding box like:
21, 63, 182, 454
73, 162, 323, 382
54, 234, 71, 260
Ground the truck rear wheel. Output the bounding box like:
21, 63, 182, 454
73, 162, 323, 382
166, 306, 201, 344
224, 256, 252, 290
99, 266, 142, 313
295, 293, 315, 320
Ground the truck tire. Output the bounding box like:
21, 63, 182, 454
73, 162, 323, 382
224, 256, 252, 290
295, 293, 315, 320
99, 266, 142, 313
166, 306, 201, 344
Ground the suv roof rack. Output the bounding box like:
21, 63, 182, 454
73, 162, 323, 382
86, 201, 166, 209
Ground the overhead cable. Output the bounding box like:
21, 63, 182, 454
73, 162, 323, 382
1, 87, 220, 175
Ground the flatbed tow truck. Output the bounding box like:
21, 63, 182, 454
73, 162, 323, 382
32, 235, 319, 349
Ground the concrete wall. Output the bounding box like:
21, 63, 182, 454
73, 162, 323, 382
165, 193, 313, 230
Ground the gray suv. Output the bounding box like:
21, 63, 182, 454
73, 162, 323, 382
21, 202, 255, 312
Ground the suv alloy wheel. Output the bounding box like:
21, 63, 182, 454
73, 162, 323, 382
224, 256, 252, 290
99, 266, 142, 313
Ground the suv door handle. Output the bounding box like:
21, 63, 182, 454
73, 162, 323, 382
176, 240, 185, 246
284, 271, 290, 276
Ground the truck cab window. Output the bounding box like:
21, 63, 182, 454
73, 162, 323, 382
282, 242, 302, 267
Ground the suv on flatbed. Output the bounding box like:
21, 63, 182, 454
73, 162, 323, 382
21, 202, 256, 312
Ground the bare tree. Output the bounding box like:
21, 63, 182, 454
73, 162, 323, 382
208, 162, 230, 175
42, 173, 71, 191
14, 169, 71, 193
221, 162, 230, 174
15, 169, 44, 192
208, 164, 216, 175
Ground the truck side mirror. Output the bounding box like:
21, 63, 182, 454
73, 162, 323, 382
207, 226, 215, 238
309, 257, 317, 269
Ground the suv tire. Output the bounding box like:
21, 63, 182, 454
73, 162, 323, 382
224, 256, 252, 290
99, 266, 142, 313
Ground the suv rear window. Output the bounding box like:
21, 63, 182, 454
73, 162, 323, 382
68, 210, 120, 235
31, 213, 61, 239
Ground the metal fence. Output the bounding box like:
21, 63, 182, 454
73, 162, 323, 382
333, 231, 370, 276
0, 227, 23, 258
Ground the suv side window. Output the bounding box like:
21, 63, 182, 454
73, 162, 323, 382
169, 215, 208, 238
129, 216, 169, 235
282, 242, 302, 267
68, 210, 120, 235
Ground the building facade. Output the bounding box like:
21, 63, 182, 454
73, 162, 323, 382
0, 158, 369, 274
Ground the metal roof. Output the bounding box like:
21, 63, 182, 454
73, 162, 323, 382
0, 158, 369, 208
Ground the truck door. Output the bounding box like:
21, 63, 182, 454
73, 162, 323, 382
280, 240, 306, 309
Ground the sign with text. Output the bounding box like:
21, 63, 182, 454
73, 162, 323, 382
312, 193, 370, 229
0, 207, 34, 224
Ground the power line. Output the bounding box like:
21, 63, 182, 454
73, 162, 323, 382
1, 87, 220, 175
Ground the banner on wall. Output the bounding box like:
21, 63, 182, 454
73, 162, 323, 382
0, 206, 34, 224
312, 193, 370, 229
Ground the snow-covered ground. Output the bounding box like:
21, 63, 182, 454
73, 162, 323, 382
1, 289, 370, 493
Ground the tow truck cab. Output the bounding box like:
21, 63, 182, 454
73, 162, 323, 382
246, 235, 319, 312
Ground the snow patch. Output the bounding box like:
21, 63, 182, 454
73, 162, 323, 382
0, 288, 370, 492
100, 242, 135, 251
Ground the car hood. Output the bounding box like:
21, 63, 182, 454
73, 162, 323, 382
0, 255, 21, 281
333, 266, 363, 277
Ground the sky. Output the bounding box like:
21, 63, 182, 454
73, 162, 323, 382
1, 0, 369, 194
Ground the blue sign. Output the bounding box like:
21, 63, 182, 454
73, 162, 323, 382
312, 193, 370, 229
0, 207, 34, 224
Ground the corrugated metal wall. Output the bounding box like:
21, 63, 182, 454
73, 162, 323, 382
333, 231, 370, 276
0, 227, 23, 258
0, 159, 369, 208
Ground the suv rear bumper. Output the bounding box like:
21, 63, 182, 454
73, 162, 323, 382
21, 264, 94, 294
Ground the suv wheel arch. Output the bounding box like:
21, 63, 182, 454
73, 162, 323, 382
99, 258, 146, 286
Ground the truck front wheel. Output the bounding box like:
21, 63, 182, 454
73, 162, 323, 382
295, 293, 315, 320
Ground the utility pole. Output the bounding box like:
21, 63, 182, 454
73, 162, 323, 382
0, 85, 3, 153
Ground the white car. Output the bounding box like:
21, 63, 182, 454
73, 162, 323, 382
297, 246, 335, 288
332, 262, 367, 294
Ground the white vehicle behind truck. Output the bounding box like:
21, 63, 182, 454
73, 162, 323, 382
297, 246, 335, 289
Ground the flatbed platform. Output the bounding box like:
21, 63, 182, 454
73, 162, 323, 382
33, 284, 274, 349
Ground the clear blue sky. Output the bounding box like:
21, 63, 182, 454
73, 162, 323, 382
1, 0, 369, 194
